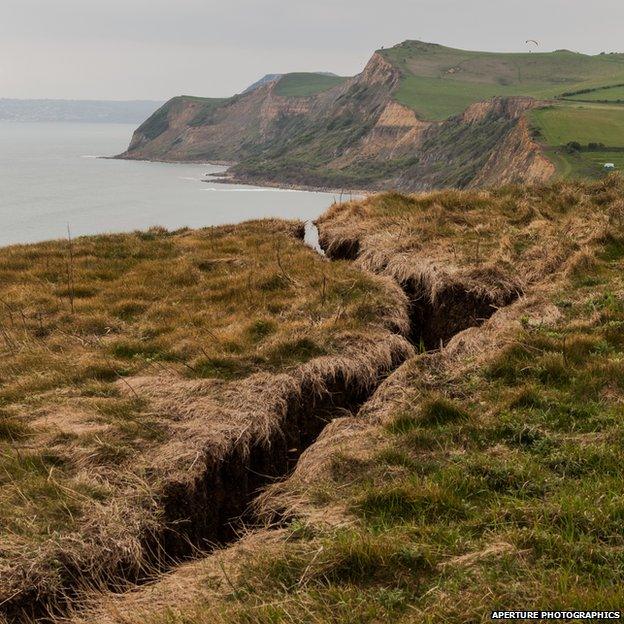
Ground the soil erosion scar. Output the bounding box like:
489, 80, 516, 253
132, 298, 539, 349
8, 226, 519, 623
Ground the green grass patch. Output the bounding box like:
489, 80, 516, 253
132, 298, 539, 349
566, 84, 624, 102
274, 73, 347, 97
530, 104, 624, 146
384, 42, 624, 120
420, 397, 471, 425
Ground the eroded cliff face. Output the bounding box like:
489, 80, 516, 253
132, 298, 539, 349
121, 83, 320, 163
463, 97, 555, 187
120, 53, 555, 190
386, 96, 554, 191
119, 50, 417, 168
460, 96, 536, 124
357, 51, 402, 88
331, 101, 432, 167
468, 116, 556, 188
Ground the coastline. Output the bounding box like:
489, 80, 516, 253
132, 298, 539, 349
113, 153, 372, 197
205, 171, 371, 198
103, 154, 237, 167
1, 123, 337, 249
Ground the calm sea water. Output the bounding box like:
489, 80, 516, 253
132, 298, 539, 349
0, 122, 334, 247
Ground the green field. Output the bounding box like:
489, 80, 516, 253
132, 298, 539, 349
529, 102, 624, 178
274, 73, 347, 97
566, 84, 624, 101
530, 103, 624, 146
541, 148, 623, 179
382, 41, 624, 120
394, 75, 560, 120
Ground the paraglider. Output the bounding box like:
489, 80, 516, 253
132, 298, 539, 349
526, 39, 539, 52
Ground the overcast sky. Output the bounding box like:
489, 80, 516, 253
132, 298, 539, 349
1, 0, 623, 100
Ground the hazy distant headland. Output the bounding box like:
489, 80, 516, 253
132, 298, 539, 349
0, 98, 163, 123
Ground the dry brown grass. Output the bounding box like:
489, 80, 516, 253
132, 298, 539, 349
60, 176, 624, 624
4, 177, 624, 622
317, 180, 621, 296
0, 218, 411, 617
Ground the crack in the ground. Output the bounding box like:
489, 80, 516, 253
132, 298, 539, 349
8, 224, 519, 623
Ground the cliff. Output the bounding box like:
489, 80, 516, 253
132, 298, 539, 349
121, 41, 624, 189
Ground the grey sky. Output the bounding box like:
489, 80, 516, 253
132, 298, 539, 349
1, 0, 622, 100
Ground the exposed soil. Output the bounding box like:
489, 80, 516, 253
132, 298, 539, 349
157, 369, 392, 562
403, 279, 519, 350
2, 360, 403, 624
318, 230, 519, 350
6, 349, 408, 623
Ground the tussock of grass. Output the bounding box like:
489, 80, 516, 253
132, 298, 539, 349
420, 397, 470, 425
0, 412, 31, 441
385, 412, 420, 435
241, 528, 433, 590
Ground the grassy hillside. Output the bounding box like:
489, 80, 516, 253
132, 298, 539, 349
124, 41, 624, 188
566, 84, 624, 102
185, 96, 231, 126
274, 73, 347, 97
137, 96, 228, 141
66, 178, 624, 623
382, 41, 624, 120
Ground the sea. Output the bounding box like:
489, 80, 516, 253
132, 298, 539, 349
0, 121, 335, 248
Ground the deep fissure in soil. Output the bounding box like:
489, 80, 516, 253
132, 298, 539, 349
317, 233, 520, 350
404, 280, 519, 350
7, 230, 518, 622
7, 366, 402, 623
159, 371, 386, 560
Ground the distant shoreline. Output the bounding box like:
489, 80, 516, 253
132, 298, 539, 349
0, 99, 163, 124
114, 153, 369, 197
205, 171, 369, 198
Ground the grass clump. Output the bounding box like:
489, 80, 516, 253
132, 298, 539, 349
0, 412, 31, 441
420, 397, 470, 425
385, 412, 420, 435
